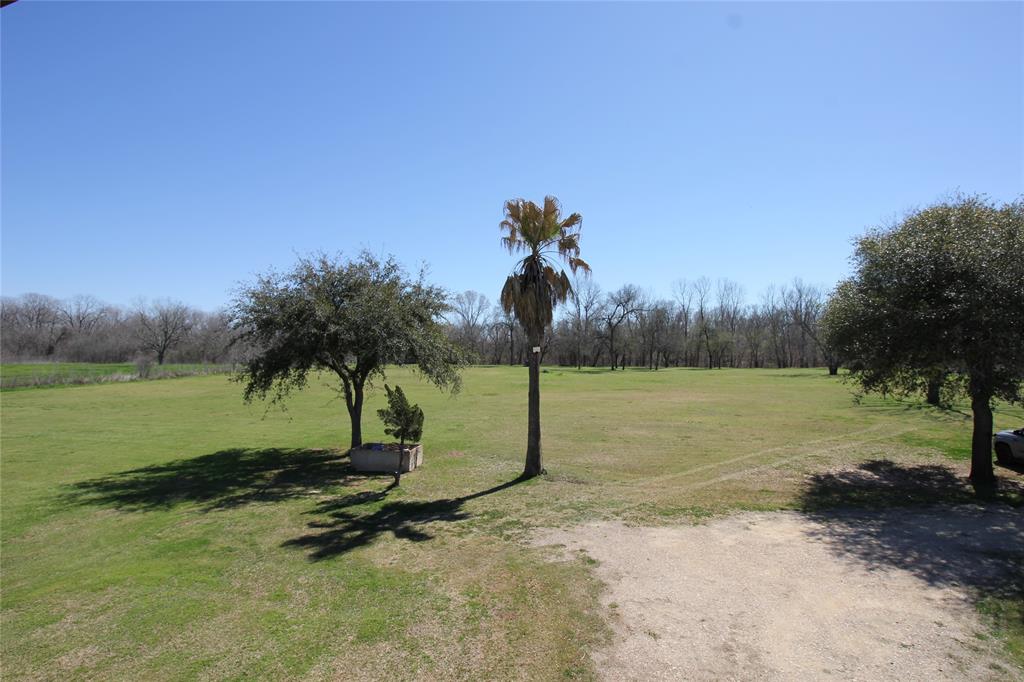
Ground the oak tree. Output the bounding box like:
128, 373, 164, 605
232, 252, 467, 449
823, 195, 1024, 484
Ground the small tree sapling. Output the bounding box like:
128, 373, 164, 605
376, 384, 424, 484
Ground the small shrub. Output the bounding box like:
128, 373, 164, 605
134, 356, 154, 379
376, 384, 424, 447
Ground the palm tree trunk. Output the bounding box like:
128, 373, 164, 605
524, 332, 543, 477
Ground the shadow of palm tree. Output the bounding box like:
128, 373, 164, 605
799, 459, 1024, 601
61, 448, 364, 512
283, 475, 529, 561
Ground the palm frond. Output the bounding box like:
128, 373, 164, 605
560, 212, 582, 229
500, 275, 519, 315
568, 257, 591, 274
503, 199, 524, 224
557, 233, 581, 258
497, 195, 589, 333
542, 196, 560, 226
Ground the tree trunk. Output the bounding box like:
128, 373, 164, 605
524, 332, 543, 477
828, 364, 838, 376
157, 349, 165, 365
394, 436, 403, 487
968, 394, 994, 484
348, 384, 364, 449
925, 372, 945, 406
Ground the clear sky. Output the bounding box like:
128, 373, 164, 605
2, 1, 1021, 311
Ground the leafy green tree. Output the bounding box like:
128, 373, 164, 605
377, 384, 424, 448
823, 195, 1024, 484
499, 196, 589, 477
232, 252, 466, 449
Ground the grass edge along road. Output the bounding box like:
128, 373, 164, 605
2, 367, 1022, 679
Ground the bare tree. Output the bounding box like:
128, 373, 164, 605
601, 285, 641, 370
490, 305, 519, 366
2, 293, 67, 358
672, 279, 696, 366
567, 276, 603, 369
692, 277, 716, 368
741, 304, 767, 368
135, 299, 192, 364
59, 295, 104, 334
790, 279, 838, 374
762, 285, 790, 368
637, 297, 672, 369
449, 290, 491, 358
184, 310, 235, 363
710, 279, 742, 367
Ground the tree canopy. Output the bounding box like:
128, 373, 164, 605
823, 194, 1024, 483
231, 252, 467, 448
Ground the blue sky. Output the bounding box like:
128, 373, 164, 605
2, 1, 1021, 311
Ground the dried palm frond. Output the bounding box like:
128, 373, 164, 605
498, 196, 589, 338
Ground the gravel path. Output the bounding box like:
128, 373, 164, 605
536, 506, 1023, 681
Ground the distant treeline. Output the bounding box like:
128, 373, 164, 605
0, 294, 242, 365
2, 276, 836, 371
446, 277, 837, 372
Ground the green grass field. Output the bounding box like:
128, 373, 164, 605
0, 362, 231, 389
2, 367, 1022, 679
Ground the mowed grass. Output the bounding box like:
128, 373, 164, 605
0, 362, 231, 389
2, 367, 1022, 679
1, 362, 139, 378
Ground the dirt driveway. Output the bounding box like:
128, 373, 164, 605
537, 505, 1023, 681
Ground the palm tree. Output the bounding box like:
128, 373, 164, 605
499, 196, 589, 477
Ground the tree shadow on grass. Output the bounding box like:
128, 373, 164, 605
284, 475, 530, 561
799, 459, 1024, 604
854, 400, 973, 422
998, 459, 1024, 476
61, 448, 365, 512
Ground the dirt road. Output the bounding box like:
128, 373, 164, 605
537, 505, 1023, 681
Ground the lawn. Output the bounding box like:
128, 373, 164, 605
0, 362, 231, 389
2, 367, 1022, 679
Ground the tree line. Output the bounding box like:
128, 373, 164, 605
0, 294, 239, 365
446, 276, 837, 372
4, 277, 837, 373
